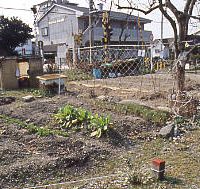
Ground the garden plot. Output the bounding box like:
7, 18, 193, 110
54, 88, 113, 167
0, 74, 200, 188
68, 73, 200, 109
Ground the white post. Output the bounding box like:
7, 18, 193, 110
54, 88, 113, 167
161, 13, 164, 52
151, 44, 153, 72
58, 58, 61, 95
89, 0, 93, 64
73, 39, 76, 66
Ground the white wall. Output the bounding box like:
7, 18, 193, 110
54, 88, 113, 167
38, 6, 79, 48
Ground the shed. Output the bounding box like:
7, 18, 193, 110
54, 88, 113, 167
0, 57, 43, 90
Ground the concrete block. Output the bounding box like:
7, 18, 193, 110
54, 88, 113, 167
22, 95, 35, 102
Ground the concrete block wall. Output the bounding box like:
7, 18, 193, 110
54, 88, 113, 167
0, 58, 19, 90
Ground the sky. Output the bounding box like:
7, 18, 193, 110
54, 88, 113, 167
0, 0, 199, 39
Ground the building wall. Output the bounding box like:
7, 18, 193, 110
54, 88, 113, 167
28, 57, 43, 88
82, 26, 152, 44
38, 6, 78, 48
81, 18, 151, 44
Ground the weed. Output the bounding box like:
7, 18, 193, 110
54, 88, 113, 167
64, 69, 93, 82
0, 114, 68, 137
27, 88, 55, 97
54, 105, 91, 129
94, 101, 170, 125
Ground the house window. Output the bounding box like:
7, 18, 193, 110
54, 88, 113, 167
41, 27, 48, 36
84, 21, 88, 30
155, 49, 160, 53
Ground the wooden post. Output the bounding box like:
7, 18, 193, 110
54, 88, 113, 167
152, 159, 165, 180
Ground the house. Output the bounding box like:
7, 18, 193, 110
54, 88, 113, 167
151, 39, 174, 59
151, 39, 170, 59
35, 0, 152, 61
15, 39, 36, 57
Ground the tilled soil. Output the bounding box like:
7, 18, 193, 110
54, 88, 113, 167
0, 93, 155, 188
0, 118, 112, 188
0, 97, 15, 106
1, 72, 200, 188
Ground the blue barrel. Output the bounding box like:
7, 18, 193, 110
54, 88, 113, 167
92, 68, 102, 79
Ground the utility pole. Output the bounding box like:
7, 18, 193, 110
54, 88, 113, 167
89, 0, 94, 64
137, 12, 140, 50
31, 6, 38, 56
161, 13, 164, 52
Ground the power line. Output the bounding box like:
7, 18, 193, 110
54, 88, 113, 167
1, 5, 198, 26
0, 6, 31, 12
0, 6, 77, 16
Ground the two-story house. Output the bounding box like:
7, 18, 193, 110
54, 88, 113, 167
35, 0, 152, 61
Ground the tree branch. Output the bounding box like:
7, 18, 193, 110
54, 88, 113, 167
185, 43, 199, 58
165, 0, 180, 21
158, 0, 179, 57
189, 0, 197, 16
184, 0, 192, 14
186, 14, 200, 20
115, 3, 161, 15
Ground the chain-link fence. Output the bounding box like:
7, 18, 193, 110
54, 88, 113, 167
42, 44, 200, 110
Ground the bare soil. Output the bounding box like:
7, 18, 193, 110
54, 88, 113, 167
0, 92, 153, 188
69, 73, 200, 109
0, 73, 200, 188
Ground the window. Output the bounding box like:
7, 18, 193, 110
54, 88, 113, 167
155, 49, 160, 53
41, 27, 48, 36
84, 21, 88, 30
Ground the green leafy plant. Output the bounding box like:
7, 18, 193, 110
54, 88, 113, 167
89, 114, 111, 138
54, 105, 111, 138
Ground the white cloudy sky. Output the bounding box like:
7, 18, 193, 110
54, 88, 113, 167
0, 0, 199, 39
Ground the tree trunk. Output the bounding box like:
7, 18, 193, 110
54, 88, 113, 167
175, 17, 189, 93
176, 63, 185, 92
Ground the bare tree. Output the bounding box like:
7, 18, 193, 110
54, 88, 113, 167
114, 0, 200, 93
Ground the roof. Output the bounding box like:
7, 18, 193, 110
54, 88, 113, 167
64, 4, 88, 13
43, 44, 58, 52
37, 2, 151, 24
111, 11, 151, 23
192, 30, 200, 35
81, 10, 151, 23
